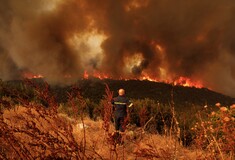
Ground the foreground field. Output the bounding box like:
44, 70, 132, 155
0, 106, 202, 159
1, 104, 234, 159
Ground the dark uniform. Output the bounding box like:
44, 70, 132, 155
111, 95, 130, 132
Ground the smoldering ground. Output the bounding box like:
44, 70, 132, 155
0, 0, 235, 97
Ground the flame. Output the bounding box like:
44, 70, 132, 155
23, 70, 203, 88
93, 71, 109, 79
83, 71, 89, 79
140, 75, 156, 82
22, 72, 43, 79
83, 71, 203, 88
174, 76, 203, 88
83, 70, 109, 79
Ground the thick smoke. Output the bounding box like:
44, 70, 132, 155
0, 0, 235, 97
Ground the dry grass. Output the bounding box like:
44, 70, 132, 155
0, 105, 208, 160
1, 104, 101, 159
0, 81, 101, 159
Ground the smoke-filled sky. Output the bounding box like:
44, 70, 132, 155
0, 0, 235, 97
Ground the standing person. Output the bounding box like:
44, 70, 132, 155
111, 88, 132, 133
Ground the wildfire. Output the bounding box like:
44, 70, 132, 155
82, 71, 203, 88
22, 71, 203, 89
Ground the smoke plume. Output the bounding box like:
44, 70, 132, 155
0, 0, 235, 97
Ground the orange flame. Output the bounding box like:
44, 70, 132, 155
83, 70, 109, 79
173, 76, 203, 88
93, 71, 109, 79
23, 71, 203, 88
83, 71, 89, 79
22, 72, 43, 79
83, 71, 203, 88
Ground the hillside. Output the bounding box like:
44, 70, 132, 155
76, 78, 235, 106
1, 78, 235, 106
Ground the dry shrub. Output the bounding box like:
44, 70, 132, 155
192, 103, 235, 159
0, 105, 105, 159
132, 133, 205, 160
1, 105, 75, 159
101, 83, 113, 134
0, 80, 102, 159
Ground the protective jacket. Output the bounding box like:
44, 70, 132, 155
111, 95, 130, 117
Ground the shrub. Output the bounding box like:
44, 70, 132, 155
192, 103, 235, 159
0, 80, 103, 159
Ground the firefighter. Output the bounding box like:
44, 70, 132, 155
111, 88, 132, 133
